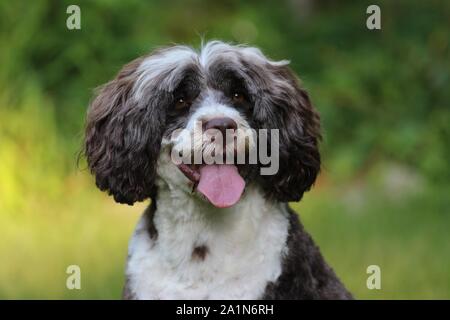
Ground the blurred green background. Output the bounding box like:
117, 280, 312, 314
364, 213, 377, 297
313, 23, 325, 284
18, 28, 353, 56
0, 0, 449, 299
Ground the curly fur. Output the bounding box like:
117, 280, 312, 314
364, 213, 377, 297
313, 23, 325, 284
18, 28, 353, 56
85, 57, 168, 204
84, 41, 351, 300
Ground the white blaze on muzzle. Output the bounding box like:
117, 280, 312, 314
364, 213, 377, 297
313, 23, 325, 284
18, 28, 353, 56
169, 101, 254, 208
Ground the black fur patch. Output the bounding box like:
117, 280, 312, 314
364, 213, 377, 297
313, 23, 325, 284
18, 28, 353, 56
122, 276, 136, 300
144, 200, 158, 240
192, 245, 209, 261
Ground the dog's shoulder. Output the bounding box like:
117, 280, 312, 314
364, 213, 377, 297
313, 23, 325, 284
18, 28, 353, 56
262, 207, 353, 300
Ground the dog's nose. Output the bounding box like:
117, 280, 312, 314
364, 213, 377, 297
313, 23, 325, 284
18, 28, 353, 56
203, 117, 237, 136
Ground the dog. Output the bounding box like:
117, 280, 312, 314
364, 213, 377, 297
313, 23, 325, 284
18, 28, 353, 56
84, 41, 352, 299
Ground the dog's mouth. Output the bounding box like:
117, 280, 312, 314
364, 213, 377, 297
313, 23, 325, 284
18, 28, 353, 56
177, 163, 245, 209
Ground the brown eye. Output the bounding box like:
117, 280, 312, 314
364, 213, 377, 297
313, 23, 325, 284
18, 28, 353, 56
232, 92, 245, 103
175, 97, 191, 110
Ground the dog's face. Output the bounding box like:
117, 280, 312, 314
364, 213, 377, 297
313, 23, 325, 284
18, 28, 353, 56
85, 41, 321, 206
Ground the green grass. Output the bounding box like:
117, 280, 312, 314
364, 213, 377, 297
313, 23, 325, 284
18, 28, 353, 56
0, 88, 141, 299
0, 174, 142, 299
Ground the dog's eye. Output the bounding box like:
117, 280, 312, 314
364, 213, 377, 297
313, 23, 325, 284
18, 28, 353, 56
175, 97, 191, 110
232, 92, 245, 104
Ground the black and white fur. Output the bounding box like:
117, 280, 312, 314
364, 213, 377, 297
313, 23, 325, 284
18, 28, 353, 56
84, 41, 352, 299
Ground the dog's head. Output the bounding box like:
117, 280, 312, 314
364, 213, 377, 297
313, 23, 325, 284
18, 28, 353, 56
84, 41, 321, 207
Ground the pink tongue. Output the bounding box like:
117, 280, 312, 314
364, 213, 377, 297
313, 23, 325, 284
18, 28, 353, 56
197, 165, 245, 208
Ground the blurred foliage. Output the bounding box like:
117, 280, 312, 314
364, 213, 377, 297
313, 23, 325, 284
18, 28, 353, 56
0, 0, 449, 299
1, 0, 449, 181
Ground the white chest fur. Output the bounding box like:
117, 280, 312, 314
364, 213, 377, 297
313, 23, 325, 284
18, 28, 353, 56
125, 184, 290, 300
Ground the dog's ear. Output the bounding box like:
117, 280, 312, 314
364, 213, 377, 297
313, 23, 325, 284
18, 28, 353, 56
84, 57, 169, 205
255, 64, 321, 202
